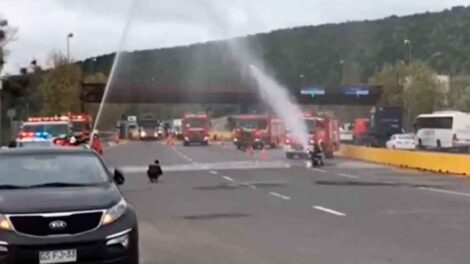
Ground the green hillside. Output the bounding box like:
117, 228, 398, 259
82, 5, 470, 90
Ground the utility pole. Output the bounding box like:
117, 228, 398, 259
404, 39, 412, 64
67, 32, 74, 61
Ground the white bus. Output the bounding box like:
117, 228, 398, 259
416, 111, 470, 150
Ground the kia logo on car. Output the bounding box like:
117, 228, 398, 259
49, 220, 67, 230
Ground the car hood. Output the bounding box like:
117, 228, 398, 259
0, 184, 122, 214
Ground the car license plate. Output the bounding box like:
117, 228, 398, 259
39, 249, 77, 264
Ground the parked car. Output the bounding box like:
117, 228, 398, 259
386, 134, 416, 150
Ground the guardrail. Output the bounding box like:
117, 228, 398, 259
337, 144, 470, 175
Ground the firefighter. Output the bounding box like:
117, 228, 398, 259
147, 160, 163, 183
309, 139, 324, 166
91, 134, 104, 155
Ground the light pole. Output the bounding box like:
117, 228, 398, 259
67, 32, 74, 61
339, 59, 345, 85
404, 39, 412, 64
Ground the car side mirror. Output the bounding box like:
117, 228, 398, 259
114, 169, 125, 185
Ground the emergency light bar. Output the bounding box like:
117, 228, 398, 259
27, 116, 69, 122
19, 131, 49, 139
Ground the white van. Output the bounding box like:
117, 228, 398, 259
416, 111, 470, 150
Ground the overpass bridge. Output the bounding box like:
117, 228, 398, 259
81, 83, 381, 105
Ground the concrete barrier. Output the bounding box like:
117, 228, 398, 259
210, 131, 232, 141
338, 145, 470, 175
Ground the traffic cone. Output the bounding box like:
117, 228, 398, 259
246, 145, 253, 157
114, 134, 120, 144
259, 146, 268, 162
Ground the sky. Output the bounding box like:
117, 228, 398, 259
0, 0, 469, 75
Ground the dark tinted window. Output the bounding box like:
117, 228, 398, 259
238, 119, 268, 129
0, 154, 109, 187
23, 124, 69, 137
72, 121, 90, 132
185, 118, 207, 128
417, 117, 453, 129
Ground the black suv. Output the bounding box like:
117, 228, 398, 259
0, 148, 138, 264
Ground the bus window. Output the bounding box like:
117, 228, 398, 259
417, 117, 453, 129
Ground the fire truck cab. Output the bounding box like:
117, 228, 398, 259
284, 113, 340, 159
232, 115, 285, 149
182, 113, 211, 146
69, 113, 93, 143
18, 116, 72, 146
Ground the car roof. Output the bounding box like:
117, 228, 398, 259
0, 147, 94, 156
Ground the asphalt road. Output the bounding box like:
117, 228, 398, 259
104, 140, 470, 264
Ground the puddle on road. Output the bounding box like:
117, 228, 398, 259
181, 212, 251, 220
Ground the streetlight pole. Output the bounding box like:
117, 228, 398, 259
339, 59, 345, 85
67, 32, 74, 61
404, 39, 412, 64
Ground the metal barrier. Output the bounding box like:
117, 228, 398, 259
338, 144, 470, 175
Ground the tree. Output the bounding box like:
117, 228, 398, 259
38, 53, 82, 115
369, 61, 445, 129
0, 17, 18, 74
448, 76, 470, 111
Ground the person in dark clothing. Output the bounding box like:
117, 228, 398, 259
147, 160, 163, 183
309, 140, 324, 167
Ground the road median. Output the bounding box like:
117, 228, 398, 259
338, 144, 470, 175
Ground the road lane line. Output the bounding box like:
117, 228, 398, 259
336, 173, 359, 179
418, 187, 470, 198
210, 170, 218, 175
311, 168, 327, 173
249, 185, 257, 189
313, 206, 346, 216
269, 192, 291, 200
223, 176, 235, 182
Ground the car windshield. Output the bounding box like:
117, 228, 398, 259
238, 119, 268, 129
396, 135, 414, 140
185, 118, 206, 128
71, 121, 90, 132
22, 124, 69, 137
0, 153, 109, 187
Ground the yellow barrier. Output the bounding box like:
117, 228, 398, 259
209, 131, 232, 141
338, 145, 470, 175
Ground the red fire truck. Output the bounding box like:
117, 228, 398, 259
69, 113, 93, 143
182, 113, 211, 146
232, 115, 285, 149
19, 116, 72, 145
284, 113, 340, 159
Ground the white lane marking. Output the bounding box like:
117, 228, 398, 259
223, 176, 235, 182
249, 185, 257, 189
269, 192, 291, 200
336, 173, 359, 179
313, 206, 346, 216
187, 158, 193, 162
418, 187, 470, 198
210, 170, 218, 175
311, 168, 327, 173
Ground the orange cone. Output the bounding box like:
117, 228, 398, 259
246, 145, 253, 157
259, 146, 268, 161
